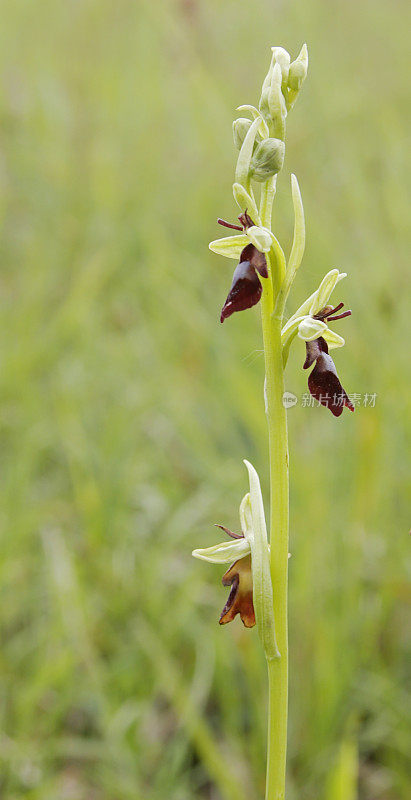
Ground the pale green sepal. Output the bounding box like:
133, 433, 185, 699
309, 268, 340, 315
298, 317, 327, 341
192, 538, 250, 564
322, 328, 345, 349
235, 117, 261, 186
209, 234, 249, 259
236, 105, 269, 138
232, 182, 260, 223
246, 225, 273, 253
243, 460, 279, 660
289, 270, 347, 322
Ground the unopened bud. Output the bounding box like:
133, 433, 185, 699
233, 117, 253, 150
271, 46, 290, 90
250, 138, 285, 182
287, 43, 308, 105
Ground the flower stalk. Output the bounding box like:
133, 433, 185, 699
193, 43, 353, 800
261, 273, 290, 798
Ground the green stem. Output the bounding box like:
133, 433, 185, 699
260, 261, 289, 800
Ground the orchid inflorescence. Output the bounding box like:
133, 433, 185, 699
193, 43, 353, 643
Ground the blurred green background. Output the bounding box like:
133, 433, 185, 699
0, 0, 410, 798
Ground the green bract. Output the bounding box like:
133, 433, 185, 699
243, 460, 279, 661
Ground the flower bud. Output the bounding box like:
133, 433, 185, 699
250, 138, 285, 182
232, 117, 254, 150
271, 46, 290, 90
288, 60, 306, 91
287, 44, 308, 108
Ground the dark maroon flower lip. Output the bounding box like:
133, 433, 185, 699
304, 336, 354, 417
218, 211, 268, 323
220, 259, 262, 322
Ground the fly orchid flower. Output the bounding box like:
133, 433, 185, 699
192, 499, 255, 627
198, 522, 256, 627
209, 211, 272, 322
282, 269, 354, 416
192, 461, 279, 660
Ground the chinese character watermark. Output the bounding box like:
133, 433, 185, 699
283, 391, 378, 409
